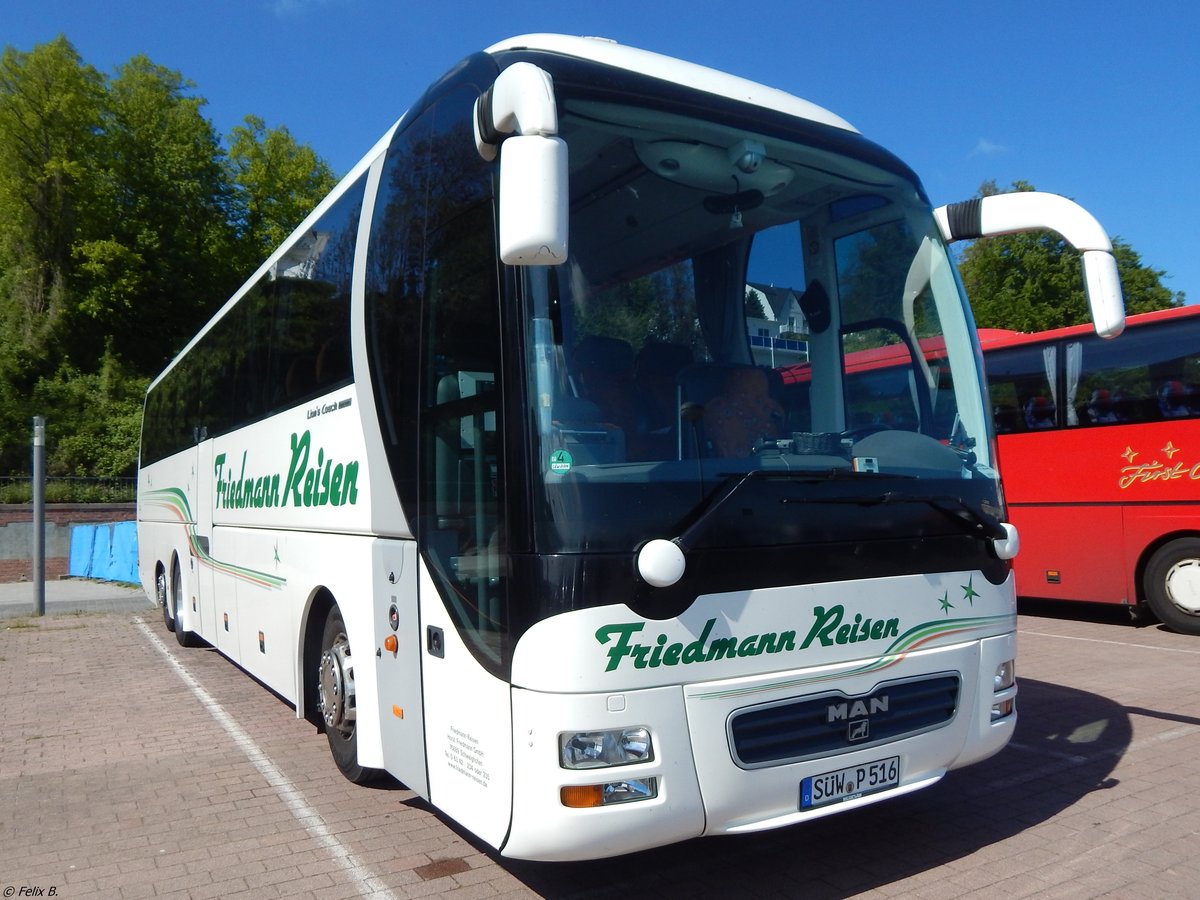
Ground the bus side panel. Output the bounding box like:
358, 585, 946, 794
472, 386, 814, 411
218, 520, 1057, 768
1009, 505, 1127, 604
373, 538, 429, 798
997, 421, 1198, 606
208, 526, 243, 662
418, 561, 513, 851
220, 526, 298, 699
1122, 505, 1200, 604
137, 450, 203, 620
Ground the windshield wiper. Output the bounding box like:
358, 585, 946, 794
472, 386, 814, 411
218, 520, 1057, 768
673, 469, 764, 552
672, 467, 905, 551
783, 491, 1006, 539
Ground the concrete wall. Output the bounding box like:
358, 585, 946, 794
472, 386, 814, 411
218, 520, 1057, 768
0, 504, 136, 583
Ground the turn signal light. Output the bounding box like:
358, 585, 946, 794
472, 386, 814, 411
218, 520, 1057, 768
560, 778, 658, 808
560, 785, 605, 808
383, 634, 398, 654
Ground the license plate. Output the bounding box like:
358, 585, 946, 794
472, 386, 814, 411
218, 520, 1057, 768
801, 756, 900, 809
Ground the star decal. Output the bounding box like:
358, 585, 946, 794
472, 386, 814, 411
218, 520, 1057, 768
1121, 446, 1138, 464
1162, 441, 1180, 460
938, 591, 954, 614
961, 576, 980, 605
274, 542, 281, 566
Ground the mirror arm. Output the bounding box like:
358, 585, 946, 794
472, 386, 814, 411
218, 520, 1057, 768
934, 192, 1125, 339
474, 62, 559, 160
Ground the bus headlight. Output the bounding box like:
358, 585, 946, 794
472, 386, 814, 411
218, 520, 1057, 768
560, 727, 653, 769
992, 659, 1016, 720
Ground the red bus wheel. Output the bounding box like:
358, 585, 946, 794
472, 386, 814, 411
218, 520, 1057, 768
1144, 538, 1200, 636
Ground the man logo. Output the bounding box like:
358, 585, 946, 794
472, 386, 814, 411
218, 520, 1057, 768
827, 695, 890, 722
828, 694, 888, 743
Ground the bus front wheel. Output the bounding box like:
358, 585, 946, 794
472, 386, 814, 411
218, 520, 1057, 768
1143, 538, 1200, 636
316, 606, 376, 784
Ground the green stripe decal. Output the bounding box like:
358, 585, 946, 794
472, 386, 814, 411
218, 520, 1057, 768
145, 488, 287, 590
692, 614, 1013, 701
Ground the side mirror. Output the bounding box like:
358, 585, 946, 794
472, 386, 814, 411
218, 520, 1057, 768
474, 63, 569, 266
498, 134, 568, 265
935, 191, 1125, 339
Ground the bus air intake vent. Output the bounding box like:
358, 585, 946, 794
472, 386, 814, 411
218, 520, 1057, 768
728, 673, 960, 769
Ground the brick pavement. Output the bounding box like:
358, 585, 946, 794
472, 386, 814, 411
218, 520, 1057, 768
1, 600, 1197, 899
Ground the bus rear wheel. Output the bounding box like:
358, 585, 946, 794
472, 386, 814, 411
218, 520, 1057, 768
157, 566, 173, 633
1144, 538, 1200, 636
316, 606, 376, 784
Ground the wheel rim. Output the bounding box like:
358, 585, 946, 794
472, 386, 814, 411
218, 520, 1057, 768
156, 571, 168, 607
318, 633, 356, 736
1164, 557, 1200, 616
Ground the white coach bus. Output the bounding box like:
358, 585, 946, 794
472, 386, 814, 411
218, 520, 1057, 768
138, 34, 1125, 861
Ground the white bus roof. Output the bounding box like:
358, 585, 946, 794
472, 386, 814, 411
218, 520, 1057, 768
486, 34, 859, 135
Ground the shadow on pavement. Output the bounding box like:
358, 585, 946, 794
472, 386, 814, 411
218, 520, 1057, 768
499, 677, 1131, 899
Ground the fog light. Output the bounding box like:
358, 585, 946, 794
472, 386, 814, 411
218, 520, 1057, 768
560, 777, 658, 808
992, 659, 1016, 721
994, 660, 1015, 692
560, 727, 653, 769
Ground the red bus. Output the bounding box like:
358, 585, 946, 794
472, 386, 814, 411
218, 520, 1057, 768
979, 306, 1200, 634
780, 306, 1198, 634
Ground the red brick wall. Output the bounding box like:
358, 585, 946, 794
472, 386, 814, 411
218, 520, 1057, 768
0, 503, 135, 527
0, 503, 135, 583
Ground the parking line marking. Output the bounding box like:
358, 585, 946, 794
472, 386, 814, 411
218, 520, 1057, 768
1019, 629, 1200, 655
135, 618, 397, 899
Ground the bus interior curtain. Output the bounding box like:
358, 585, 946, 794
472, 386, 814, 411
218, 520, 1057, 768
1042, 345, 1058, 420
1065, 341, 1082, 426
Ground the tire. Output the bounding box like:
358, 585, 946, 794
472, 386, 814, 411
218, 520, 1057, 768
316, 606, 377, 784
157, 566, 174, 633
172, 561, 202, 648
1143, 538, 1200, 636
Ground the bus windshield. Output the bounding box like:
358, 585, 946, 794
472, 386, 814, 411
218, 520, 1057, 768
524, 86, 998, 555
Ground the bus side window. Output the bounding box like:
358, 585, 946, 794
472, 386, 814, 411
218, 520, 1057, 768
986, 345, 1057, 433
1070, 318, 1200, 427
416, 89, 508, 666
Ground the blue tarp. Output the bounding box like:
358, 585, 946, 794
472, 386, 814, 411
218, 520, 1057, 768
68, 521, 138, 583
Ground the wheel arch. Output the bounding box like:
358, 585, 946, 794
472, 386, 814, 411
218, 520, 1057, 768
1134, 528, 1200, 607
298, 586, 336, 727
167, 550, 186, 626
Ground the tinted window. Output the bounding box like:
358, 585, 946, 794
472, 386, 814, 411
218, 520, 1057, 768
986, 345, 1057, 433
141, 175, 366, 464
1071, 316, 1200, 426
365, 84, 507, 669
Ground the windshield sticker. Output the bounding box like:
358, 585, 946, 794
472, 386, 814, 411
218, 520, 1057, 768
548, 449, 574, 473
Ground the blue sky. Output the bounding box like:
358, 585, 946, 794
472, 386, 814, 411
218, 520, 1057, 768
8, 0, 1199, 307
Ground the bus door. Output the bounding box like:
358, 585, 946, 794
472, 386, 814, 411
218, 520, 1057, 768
194, 437, 226, 655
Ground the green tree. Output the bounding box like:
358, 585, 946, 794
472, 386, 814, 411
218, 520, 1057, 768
226, 114, 338, 270
0, 35, 103, 372
957, 180, 1183, 332
76, 54, 238, 374
0, 36, 339, 479
32, 347, 148, 477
